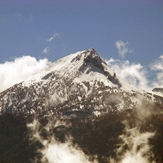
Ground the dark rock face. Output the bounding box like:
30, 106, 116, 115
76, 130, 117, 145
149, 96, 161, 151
152, 88, 163, 106
152, 88, 163, 94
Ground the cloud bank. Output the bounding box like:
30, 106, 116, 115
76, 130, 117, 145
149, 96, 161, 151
115, 40, 133, 58
0, 56, 51, 92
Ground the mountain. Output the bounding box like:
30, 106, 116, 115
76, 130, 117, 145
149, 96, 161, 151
0, 48, 162, 117
1, 48, 163, 163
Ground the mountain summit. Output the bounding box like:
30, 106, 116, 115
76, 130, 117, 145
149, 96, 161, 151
0, 49, 157, 117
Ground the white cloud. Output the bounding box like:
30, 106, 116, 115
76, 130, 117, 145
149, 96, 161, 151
115, 40, 133, 58
46, 33, 60, 42
107, 58, 149, 90
0, 56, 51, 92
150, 54, 163, 88
42, 46, 51, 54
150, 55, 163, 71
42, 141, 93, 163
107, 54, 163, 91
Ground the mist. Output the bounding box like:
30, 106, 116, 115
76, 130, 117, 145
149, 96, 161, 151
28, 118, 97, 163
26, 97, 160, 163
113, 98, 157, 163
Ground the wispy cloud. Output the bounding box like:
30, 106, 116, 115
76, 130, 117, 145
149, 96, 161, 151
115, 40, 133, 58
28, 119, 96, 163
46, 33, 60, 42
116, 98, 155, 163
42, 46, 51, 55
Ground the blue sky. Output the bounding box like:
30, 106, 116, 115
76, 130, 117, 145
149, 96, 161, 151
0, 0, 162, 64
0, 0, 163, 92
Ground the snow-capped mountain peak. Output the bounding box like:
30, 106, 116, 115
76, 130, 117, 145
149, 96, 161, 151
23, 48, 120, 89
0, 48, 160, 116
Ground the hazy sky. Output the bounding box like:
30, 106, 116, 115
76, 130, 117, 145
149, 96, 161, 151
0, 0, 162, 64
0, 0, 163, 92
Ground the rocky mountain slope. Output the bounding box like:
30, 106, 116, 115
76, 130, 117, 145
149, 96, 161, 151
0, 48, 162, 117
